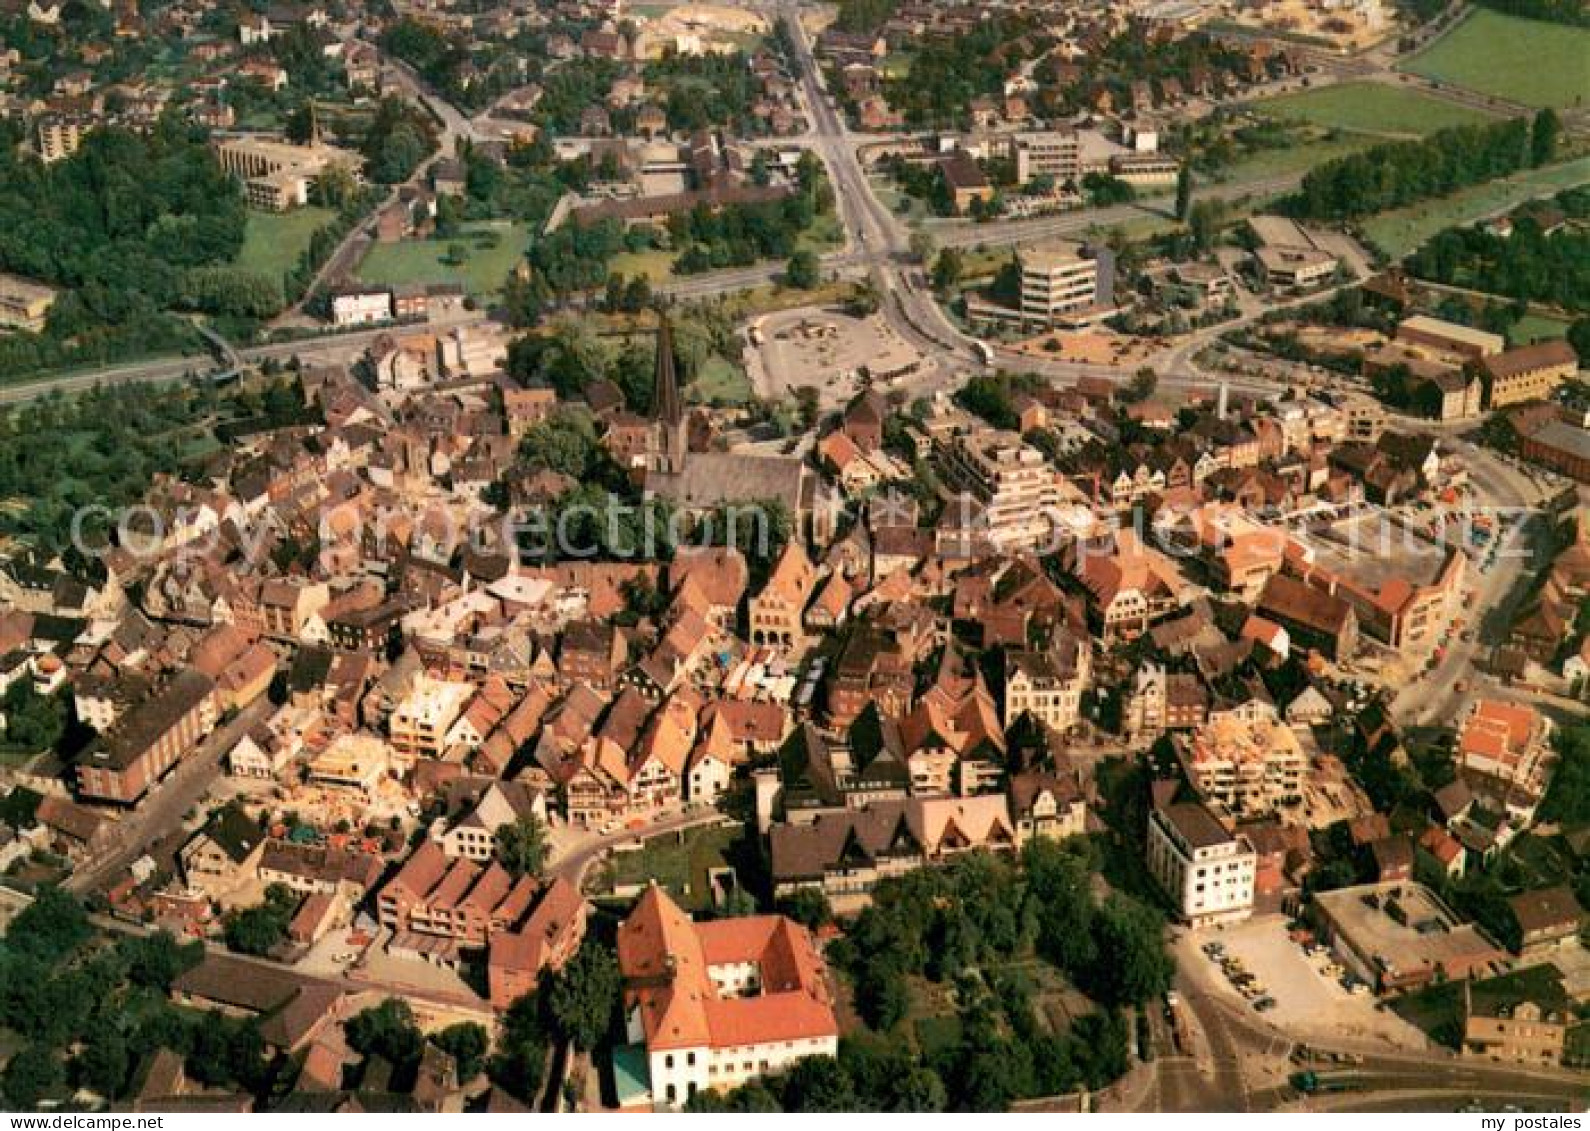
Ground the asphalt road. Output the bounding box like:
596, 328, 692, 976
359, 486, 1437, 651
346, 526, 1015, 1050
0, 315, 485, 407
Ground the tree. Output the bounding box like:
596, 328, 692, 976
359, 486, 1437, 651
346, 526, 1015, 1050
1123, 367, 1158, 404
1085, 896, 1174, 1007
931, 248, 963, 292
346, 999, 424, 1071
74, 1029, 130, 1099
2, 1043, 61, 1109
1531, 108, 1562, 167
117, 930, 203, 991
785, 248, 821, 289
1174, 165, 1192, 222
543, 941, 621, 1050
222, 883, 298, 956
489, 993, 549, 1102
909, 230, 937, 265
518, 407, 602, 478
494, 813, 550, 878
780, 1055, 857, 1111
776, 888, 833, 930
431, 1022, 489, 1082
284, 102, 315, 145
2, 682, 66, 755
5, 885, 90, 966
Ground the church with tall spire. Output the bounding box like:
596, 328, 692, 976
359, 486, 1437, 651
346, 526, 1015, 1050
641, 313, 830, 543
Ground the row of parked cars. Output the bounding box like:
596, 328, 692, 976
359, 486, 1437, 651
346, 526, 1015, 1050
1301, 941, 1371, 995
1203, 939, 1276, 1013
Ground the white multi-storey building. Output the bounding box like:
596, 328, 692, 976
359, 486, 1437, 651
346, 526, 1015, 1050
1147, 799, 1256, 928
1019, 240, 1101, 326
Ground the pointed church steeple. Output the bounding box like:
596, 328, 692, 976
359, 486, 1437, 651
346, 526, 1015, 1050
653, 315, 683, 428
650, 315, 687, 475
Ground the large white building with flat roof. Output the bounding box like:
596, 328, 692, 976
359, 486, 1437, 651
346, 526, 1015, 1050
1019, 240, 1101, 325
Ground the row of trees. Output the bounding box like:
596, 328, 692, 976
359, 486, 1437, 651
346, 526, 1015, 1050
1287, 113, 1557, 222
1476, 0, 1590, 24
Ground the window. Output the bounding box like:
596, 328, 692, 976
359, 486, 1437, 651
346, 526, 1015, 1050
665, 1054, 674, 1070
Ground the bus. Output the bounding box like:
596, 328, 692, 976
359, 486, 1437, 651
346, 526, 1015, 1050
973, 340, 995, 367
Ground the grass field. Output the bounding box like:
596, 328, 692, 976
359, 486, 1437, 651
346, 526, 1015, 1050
1211, 130, 1383, 185
1401, 8, 1590, 109
355, 221, 529, 296
691, 353, 752, 404
607, 823, 739, 911
1362, 155, 1590, 258
1254, 82, 1496, 137
607, 247, 679, 283
235, 207, 336, 278
1511, 312, 1573, 344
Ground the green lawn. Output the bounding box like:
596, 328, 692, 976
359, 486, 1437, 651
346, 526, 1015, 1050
235, 206, 336, 278
608, 247, 679, 284
795, 210, 846, 254
1511, 312, 1573, 345
607, 823, 739, 911
1253, 82, 1497, 137
1362, 155, 1590, 258
355, 221, 530, 297
691, 353, 752, 405
1401, 8, 1590, 109
1212, 130, 1384, 184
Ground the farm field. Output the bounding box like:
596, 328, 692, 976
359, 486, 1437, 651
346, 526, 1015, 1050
235, 206, 336, 279
1253, 82, 1496, 137
355, 221, 529, 297
1362, 155, 1590, 258
1400, 9, 1590, 109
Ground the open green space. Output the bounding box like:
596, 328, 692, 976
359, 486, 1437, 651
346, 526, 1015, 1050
607, 248, 679, 284
606, 822, 739, 911
1400, 8, 1590, 109
691, 353, 752, 404
1511, 312, 1573, 344
1253, 82, 1497, 137
795, 210, 846, 255
235, 207, 337, 279
355, 221, 530, 297
1211, 130, 1383, 185
1362, 155, 1590, 258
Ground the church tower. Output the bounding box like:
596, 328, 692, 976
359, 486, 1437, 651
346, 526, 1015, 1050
651, 316, 687, 475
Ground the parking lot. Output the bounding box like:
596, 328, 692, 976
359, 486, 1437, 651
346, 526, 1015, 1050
1184, 915, 1429, 1050
749, 306, 927, 406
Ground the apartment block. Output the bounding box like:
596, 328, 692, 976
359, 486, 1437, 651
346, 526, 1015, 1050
1146, 799, 1256, 928
77, 670, 217, 803
937, 428, 1064, 551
